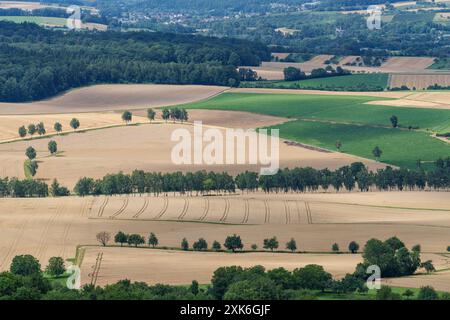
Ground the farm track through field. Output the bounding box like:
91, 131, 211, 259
35, 199, 67, 260
178, 198, 190, 220
296, 201, 301, 224
305, 202, 313, 224
284, 200, 291, 224
0, 200, 35, 269
110, 198, 129, 219
241, 199, 250, 224
264, 200, 270, 224
219, 199, 230, 222
133, 198, 149, 219
89, 252, 103, 286
154, 198, 169, 220
198, 198, 210, 222
97, 197, 109, 217
60, 199, 90, 257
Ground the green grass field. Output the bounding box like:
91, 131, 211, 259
429, 58, 450, 70
0, 16, 67, 27
241, 74, 389, 91
182, 93, 450, 169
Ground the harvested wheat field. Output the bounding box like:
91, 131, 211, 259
390, 74, 450, 90
0, 84, 226, 115
0, 191, 449, 288
0, 121, 385, 187
81, 247, 362, 286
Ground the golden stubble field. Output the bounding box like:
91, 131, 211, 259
0, 191, 449, 288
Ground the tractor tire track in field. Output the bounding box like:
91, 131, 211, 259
264, 200, 270, 224
284, 200, 291, 224
110, 198, 129, 219
198, 198, 210, 222
60, 198, 93, 258
154, 197, 169, 220
133, 198, 149, 219
36, 199, 67, 261
219, 199, 230, 223
0, 200, 35, 270
89, 252, 103, 286
296, 201, 301, 223
305, 201, 313, 224
241, 199, 250, 224
97, 197, 109, 217
178, 198, 189, 220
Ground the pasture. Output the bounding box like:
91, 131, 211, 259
182, 92, 450, 168
242, 74, 389, 91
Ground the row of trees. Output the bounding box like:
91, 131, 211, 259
121, 108, 189, 124
283, 65, 350, 82
18, 119, 80, 138
74, 160, 450, 197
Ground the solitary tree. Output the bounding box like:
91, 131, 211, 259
212, 240, 221, 251
418, 286, 438, 300
348, 241, 360, 254
54, 122, 62, 134
45, 257, 66, 276
193, 238, 208, 251
36, 122, 46, 136
10, 255, 41, 276
390, 115, 398, 128
28, 124, 37, 137
251, 244, 258, 251
162, 109, 170, 122
263, 237, 279, 251
96, 231, 110, 246
147, 108, 156, 122
122, 111, 132, 124
286, 238, 297, 252
372, 146, 383, 161
29, 161, 39, 177
70, 118, 80, 131
18, 126, 27, 138
114, 231, 128, 246
25, 146, 36, 160
181, 238, 189, 251
190, 280, 199, 295
148, 232, 158, 248
224, 234, 244, 253
335, 140, 342, 152
332, 243, 340, 253
48, 140, 58, 155
421, 260, 436, 274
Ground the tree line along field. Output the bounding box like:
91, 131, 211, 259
241, 74, 390, 91
182, 92, 450, 169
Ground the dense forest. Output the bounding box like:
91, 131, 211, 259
0, 21, 270, 102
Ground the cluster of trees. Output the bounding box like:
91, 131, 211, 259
0, 21, 270, 102
73, 160, 450, 197
283, 66, 350, 81
161, 108, 189, 122
0, 177, 49, 197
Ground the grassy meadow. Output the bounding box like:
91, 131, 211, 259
241, 74, 389, 91
182, 93, 450, 169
